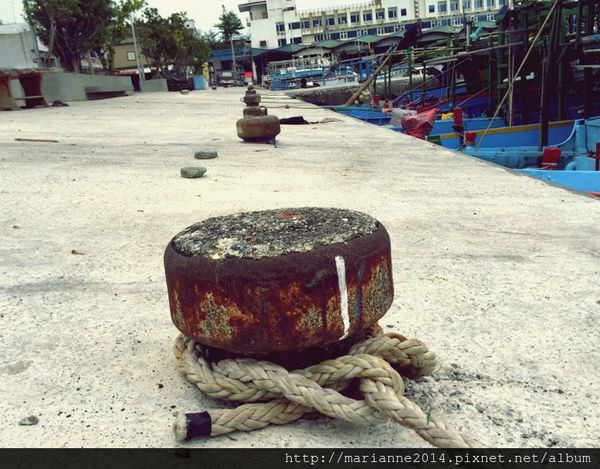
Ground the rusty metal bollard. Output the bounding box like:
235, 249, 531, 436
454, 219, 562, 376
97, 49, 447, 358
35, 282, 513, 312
164, 208, 394, 366
236, 85, 281, 143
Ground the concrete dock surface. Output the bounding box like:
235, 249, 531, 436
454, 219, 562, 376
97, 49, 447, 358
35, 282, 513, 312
1, 89, 599, 448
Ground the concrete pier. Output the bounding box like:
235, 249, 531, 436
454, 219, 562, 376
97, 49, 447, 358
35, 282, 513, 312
1, 89, 599, 447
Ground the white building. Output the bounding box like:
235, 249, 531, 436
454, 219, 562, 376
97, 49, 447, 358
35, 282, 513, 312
239, 0, 507, 49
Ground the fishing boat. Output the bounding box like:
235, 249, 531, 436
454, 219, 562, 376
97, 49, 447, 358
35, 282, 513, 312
333, 107, 392, 125
347, 109, 392, 125
320, 0, 600, 201
460, 117, 600, 196
331, 104, 395, 125
393, 83, 468, 108
427, 116, 505, 142
383, 115, 503, 140
331, 105, 369, 115
266, 57, 358, 91
460, 120, 585, 169
515, 169, 600, 197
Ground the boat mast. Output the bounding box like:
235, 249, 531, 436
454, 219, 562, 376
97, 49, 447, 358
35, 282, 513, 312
583, 0, 595, 119
540, 0, 562, 149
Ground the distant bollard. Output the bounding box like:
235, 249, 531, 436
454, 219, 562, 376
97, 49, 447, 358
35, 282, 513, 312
236, 85, 281, 143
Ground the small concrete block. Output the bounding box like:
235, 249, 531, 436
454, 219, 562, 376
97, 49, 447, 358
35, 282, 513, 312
181, 167, 207, 179
194, 151, 218, 160
19, 416, 39, 426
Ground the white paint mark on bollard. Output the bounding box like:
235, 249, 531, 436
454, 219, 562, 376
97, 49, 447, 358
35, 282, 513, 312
335, 255, 350, 339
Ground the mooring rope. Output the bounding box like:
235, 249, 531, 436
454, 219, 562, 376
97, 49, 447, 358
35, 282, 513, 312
173, 327, 480, 448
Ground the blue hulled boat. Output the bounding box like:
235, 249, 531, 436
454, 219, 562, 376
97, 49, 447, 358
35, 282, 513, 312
515, 169, 600, 197
424, 117, 506, 148
462, 120, 578, 168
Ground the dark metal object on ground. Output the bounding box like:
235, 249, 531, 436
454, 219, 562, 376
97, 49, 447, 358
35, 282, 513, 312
164, 207, 394, 355
85, 89, 128, 100
167, 78, 193, 92
279, 116, 310, 125
236, 85, 280, 142
15, 137, 58, 143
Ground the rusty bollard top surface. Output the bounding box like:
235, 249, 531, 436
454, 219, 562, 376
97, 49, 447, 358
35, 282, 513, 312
164, 208, 394, 353
172, 208, 377, 259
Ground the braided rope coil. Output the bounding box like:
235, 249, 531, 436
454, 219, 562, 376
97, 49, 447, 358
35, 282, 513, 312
174, 331, 479, 448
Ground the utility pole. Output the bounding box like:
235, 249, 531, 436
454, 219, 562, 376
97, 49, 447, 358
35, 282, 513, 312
47, 18, 56, 67
130, 13, 145, 83
223, 5, 237, 83
231, 37, 237, 83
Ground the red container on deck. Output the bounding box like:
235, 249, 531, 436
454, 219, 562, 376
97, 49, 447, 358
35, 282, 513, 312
464, 131, 477, 146
373, 95, 380, 107
541, 147, 561, 170
453, 107, 464, 127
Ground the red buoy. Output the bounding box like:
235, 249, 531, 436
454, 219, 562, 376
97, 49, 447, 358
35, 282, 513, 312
541, 147, 561, 170
453, 107, 464, 127
464, 131, 477, 146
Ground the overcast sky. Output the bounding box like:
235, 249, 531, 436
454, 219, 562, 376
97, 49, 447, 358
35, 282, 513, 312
1, 1, 362, 31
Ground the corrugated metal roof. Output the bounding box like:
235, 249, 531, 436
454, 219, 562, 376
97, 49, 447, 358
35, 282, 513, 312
315, 39, 344, 49
355, 35, 381, 44
474, 20, 497, 30
273, 44, 308, 54
210, 47, 269, 61
332, 39, 362, 50
422, 25, 462, 35
373, 31, 405, 44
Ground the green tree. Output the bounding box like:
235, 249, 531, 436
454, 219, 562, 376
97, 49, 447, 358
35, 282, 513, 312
169, 12, 210, 76
102, 0, 146, 71
202, 30, 223, 49
135, 8, 171, 76
177, 30, 211, 76
136, 8, 210, 78
23, 0, 114, 72
215, 10, 243, 43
